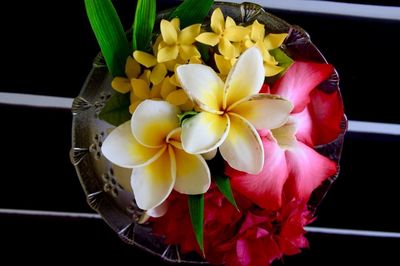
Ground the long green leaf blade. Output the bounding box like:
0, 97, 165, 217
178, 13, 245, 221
188, 194, 204, 254
98, 92, 131, 126
169, 0, 214, 28
132, 0, 156, 51
85, 0, 129, 77
215, 175, 238, 210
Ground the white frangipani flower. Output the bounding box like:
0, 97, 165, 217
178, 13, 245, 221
176, 47, 293, 174
101, 100, 211, 211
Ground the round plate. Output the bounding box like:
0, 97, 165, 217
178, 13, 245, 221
71, 2, 346, 264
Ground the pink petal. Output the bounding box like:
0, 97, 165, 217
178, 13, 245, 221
292, 108, 313, 147
308, 89, 345, 145
227, 134, 289, 210
284, 142, 338, 200
271, 62, 333, 113
236, 237, 271, 266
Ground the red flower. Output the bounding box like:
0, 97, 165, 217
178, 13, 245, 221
227, 61, 342, 209
224, 200, 313, 266
152, 186, 244, 263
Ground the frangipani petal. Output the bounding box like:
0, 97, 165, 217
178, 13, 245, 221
157, 46, 179, 63
211, 8, 224, 35
230, 94, 293, 130
147, 200, 169, 218
133, 51, 157, 68
182, 112, 230, 154
202, 148, 217, 160
285, 142, 337, 201
196, 32, 220, 46
271, 61, 333, 113
112, 164, 133, 192
132, 100, 180, 148
173, 147, 211, 194
131, 147, 175, 210
160, 19, 178, 45
224, 47, 264, 108
271, 117, 298, 150
101, 121, 165, 168
220, 113, 264, 174
177, 64, 224, 113
179, 24, 201, 44
227, 134, 288, 210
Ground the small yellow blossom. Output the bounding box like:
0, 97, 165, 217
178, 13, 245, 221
157, 18, 201, 63
196, 8, 249, 59
111, 56, 141, 93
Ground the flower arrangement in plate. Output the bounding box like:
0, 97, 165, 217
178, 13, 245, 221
71, 1, 346, 265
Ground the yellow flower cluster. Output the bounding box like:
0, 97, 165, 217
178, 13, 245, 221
112, 17, 202, 113
196, 8, 287, 77
112, 8, 287, 114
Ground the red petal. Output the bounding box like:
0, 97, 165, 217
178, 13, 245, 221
284, 142, 337, 200
236, 236, 277, 266
260, 83, 270, 93
271, 62, 333, 113
308, 89, 345, 145
227, 135, 289, 210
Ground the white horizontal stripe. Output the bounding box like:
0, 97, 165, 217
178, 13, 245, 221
223, 0, 400, 20
0, 92, 73, 109
305, 226, 400, 238
1, 92, 399, 135
349, 120, 400, 135
0, 208, 101, 219
1, 208, 399, 238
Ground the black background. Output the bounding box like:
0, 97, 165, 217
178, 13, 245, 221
1, 0, 399, 264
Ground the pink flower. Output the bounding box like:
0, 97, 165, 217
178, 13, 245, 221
227, 61, 343, 210
224, 200, 313, 266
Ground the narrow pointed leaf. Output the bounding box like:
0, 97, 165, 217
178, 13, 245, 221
169, 0, 214, 28
215, 175, 238, 210
99, 92, 131, 126
188, 194, 204, 254
85, 0, 129, 77
132, 0, 156, 51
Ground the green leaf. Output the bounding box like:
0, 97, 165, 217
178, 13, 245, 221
98, 92, 131, 126
132, 0, 156, 51
198, 43, 210, 63
215, 175, 239, 210
269, 48, 294, 72
188, 194, 204, 254
169, 0, 214, 28
85, 0, 130, 77
178, 111, 198, 125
